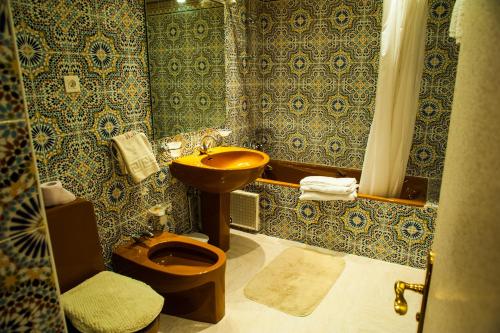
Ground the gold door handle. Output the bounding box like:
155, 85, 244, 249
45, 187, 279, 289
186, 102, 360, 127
394, 281, 425, 315
393, 251, 435, 333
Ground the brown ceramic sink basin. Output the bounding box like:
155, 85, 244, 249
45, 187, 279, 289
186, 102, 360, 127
169, 147, 269, 193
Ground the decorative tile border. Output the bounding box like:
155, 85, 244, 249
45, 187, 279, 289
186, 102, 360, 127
1, 1, 65, 329
0, 1, 25, 122
0, 121, 36, 204
0, 240, 65, 332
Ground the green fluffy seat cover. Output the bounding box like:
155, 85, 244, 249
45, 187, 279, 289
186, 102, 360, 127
61, 271, 163, 333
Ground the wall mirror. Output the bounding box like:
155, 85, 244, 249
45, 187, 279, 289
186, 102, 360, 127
145, 0, 226, 138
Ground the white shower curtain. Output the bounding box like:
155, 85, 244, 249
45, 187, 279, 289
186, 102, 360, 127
359, 0, 428, 198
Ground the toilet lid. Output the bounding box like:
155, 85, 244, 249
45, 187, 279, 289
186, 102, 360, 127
61, 271, 163, 332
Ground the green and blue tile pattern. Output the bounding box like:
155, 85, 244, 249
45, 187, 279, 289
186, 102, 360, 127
11, 0, 259, 267
6, 0, 456, 289
146, 2, 226, 137
258, 0, 458, 197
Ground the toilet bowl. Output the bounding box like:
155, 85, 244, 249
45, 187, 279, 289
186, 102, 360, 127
112, 232, 227, 324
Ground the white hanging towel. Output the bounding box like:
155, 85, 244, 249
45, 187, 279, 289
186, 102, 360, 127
111, 131, 159, 184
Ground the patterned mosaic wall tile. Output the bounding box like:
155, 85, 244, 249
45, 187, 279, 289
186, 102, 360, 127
0, 1, 66, 330
154, 0, 264, 148
258, 0, 381, 170
11, 0, 162, 265
9, 0, 450, 279
247, 0, 455, 266
244, 182, 437, 268
407, 0, 458, 183
12, 0, 259, 267
146, 3, 227, 137
258, 0, 458, 191
224, 0, 263, 139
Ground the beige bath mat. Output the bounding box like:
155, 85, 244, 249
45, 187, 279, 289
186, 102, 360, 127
244, 247, 345, 316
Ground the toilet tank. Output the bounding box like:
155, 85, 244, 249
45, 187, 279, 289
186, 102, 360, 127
45, 198, 105, 293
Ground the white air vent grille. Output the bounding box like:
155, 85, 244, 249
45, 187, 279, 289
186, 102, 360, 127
230, 190, 259, 231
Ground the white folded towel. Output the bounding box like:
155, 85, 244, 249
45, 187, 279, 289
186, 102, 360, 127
299, 190, 357, 201
41, 181, 76, 207
300, 183, 358, 195
111, 131, 159, 184
299, 176, 358, 201
300, 176, 357, 188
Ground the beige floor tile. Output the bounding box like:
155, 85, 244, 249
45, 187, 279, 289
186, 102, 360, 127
159, 229, 424, 333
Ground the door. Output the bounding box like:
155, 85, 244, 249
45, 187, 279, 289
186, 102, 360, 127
394, 1, 500, 332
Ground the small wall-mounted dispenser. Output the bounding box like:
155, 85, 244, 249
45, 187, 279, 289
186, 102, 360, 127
148, 202, 173, 232
163, 141, 182, 158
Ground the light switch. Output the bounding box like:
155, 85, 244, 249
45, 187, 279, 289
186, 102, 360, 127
63, 75, 81, 93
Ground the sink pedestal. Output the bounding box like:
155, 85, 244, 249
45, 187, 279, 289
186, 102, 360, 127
169, 147, 270, 252
200, 192, 230, 251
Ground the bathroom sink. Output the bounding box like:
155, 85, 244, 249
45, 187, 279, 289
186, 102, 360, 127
169, 146, 269, 251
169, 146, 269, 193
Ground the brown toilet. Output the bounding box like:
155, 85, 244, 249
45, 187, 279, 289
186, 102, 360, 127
113, 231, 227, 324
46, 199, 161, 333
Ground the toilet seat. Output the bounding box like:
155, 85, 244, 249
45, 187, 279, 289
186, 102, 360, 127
112, 232, 226, 323
114, 232, 225, 277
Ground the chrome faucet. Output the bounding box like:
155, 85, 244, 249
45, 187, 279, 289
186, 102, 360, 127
242, 140, 264, 151
198, 135, 217, 154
